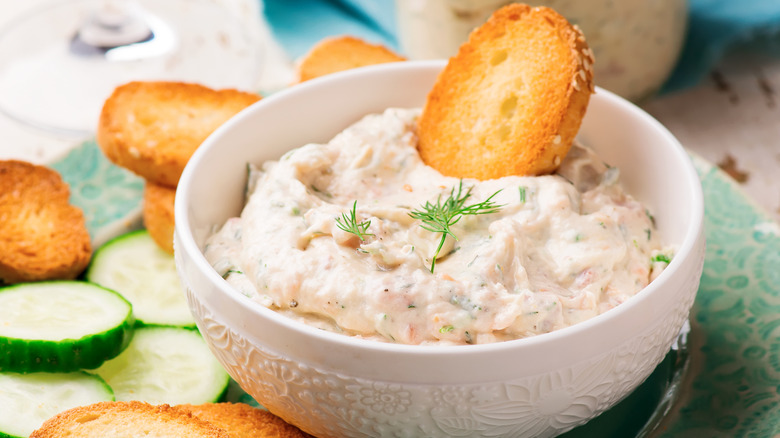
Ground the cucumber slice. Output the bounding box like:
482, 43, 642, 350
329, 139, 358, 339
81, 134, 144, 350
86, 230, 195, 328
91, 327, 229, 405
0, 281, 133, 373
0, 371, 114, 438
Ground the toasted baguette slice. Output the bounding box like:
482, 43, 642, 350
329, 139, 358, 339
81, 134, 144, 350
143, 181, 176, 254
296, 35, 406, 83
0, 160, 92, 284
97, 81, 260, 188
417, 4, 595, 179
30, 401, 230, 438
175, 403, 313, 438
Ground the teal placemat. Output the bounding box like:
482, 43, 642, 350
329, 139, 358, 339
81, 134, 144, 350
50, 139, 144, 248
656, 155, 780, 437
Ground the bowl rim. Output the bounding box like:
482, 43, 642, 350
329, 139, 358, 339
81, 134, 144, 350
175, 60, 705, 357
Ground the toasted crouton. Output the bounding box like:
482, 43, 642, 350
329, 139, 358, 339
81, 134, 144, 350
0, 160, 91, 284
175, 403, 313, 438
296, 35, 406, 83
97, 81, 260, 188
417, 4, 595, 179
30, 401, 229, 438
143, 181, 176, 254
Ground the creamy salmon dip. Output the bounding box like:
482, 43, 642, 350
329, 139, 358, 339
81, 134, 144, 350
204, 108, 672, 345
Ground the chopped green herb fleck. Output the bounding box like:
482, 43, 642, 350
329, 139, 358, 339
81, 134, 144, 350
222, 269, 243, 279
439, 325, 454, 333
408, 304, 416, 308
645, 209, 656, 226
652, 254, 671, 264
518, 186, 527, 203
310, 185, 332, 198
645, 228, 651, 241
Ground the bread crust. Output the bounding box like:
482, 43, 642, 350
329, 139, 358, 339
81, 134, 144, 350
296, 35, 406, 83
30, 401, 229, 438
143, 181, 176, 254
417, 4, 595, 179
97, 81, 260, 188
175, 402, 313, 438
0, 160, 92, 284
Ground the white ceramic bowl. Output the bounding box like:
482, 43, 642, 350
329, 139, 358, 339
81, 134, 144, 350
174, 60, 705, 438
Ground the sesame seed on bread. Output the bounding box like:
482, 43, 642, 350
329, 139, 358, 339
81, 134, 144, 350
0, 160, 92, 284
295, 35, 406, 83
143, 181, 176, 254
175, 403, 314, 438
417, 4, 595, 180
29, 401, 230, 438
96, 81, 260, 188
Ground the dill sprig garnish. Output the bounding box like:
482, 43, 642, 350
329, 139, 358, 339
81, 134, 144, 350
409, 181, 503, 273
336, 201, 374, 241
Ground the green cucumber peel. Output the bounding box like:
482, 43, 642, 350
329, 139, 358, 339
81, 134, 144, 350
0, 281, 134, 373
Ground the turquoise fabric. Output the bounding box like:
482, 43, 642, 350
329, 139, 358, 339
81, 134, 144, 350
262, 0, 399, 58
664, 0, 780, 92
262, 0, 780, 93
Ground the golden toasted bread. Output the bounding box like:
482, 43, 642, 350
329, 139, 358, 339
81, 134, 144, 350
417, 4, 595, 179
30, 401, 229, 438
97, 81, 260, 188
175, 403, 313, 438
0, 160, 92, 284
143, 181, 176, 254
296, 35, 406, 83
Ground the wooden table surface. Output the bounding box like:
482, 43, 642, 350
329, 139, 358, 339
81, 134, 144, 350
643, 51, 780, 224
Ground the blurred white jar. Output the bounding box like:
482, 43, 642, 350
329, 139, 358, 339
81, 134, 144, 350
396, 0, 688, 102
